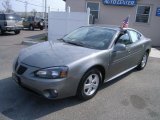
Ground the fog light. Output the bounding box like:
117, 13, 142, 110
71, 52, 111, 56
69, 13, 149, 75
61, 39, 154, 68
43, 89, 58, 99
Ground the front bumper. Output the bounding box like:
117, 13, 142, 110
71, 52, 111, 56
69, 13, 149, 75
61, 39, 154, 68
12, 62, 77, 99
4, 26, 23, 31
12, 73, 69, 99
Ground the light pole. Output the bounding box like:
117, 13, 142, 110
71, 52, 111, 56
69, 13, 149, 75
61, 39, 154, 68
25, 0, 28, 18
44, 0, 47, 38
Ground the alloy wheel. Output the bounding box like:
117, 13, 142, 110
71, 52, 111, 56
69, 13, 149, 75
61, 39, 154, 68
83, 74, 100, 96
141, 53, 147, 68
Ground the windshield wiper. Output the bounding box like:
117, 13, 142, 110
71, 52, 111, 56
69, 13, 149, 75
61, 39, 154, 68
65, 41, 85, 47
57, 38, 66, 42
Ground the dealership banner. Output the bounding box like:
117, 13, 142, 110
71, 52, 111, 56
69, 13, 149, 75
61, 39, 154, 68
103, 0, 136, 6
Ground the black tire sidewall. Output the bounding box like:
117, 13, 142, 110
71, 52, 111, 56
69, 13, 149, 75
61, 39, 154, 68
77, 69, 102, 100
29, 25, 34, 30
40, 26, 43, 30
0, 27, 3, 35
15, 30, 20, 34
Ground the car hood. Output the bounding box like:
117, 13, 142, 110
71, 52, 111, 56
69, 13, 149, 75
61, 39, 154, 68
18, 41, 99, 68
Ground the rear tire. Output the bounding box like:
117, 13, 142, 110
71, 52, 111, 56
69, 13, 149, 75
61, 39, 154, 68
136, 52, 149, 70
14, 30, 20, 34
40, 26, 44, 30
77, 69, 101, 100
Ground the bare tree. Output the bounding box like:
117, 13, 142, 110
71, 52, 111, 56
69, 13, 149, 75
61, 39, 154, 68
31, 9, 37, 17
2, 0, 14, 13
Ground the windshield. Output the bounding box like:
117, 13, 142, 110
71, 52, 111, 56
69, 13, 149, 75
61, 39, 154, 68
63, 27, 117, 50
5, 14, 22, 21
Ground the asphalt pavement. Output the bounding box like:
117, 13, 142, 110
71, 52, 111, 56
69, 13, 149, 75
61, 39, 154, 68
0, 30, 160, 120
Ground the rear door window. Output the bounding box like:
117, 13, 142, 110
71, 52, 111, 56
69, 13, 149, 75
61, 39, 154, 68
0, 14, 5, 20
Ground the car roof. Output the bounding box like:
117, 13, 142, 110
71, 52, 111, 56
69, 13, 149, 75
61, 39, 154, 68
84, 25, 123, 31
85, 25, 141, 34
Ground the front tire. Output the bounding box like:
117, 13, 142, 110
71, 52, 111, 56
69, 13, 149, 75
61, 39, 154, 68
0, 28, 4, 35
77, 69, 101, 100
29, 25, 34, 30
137, 52, 149, 70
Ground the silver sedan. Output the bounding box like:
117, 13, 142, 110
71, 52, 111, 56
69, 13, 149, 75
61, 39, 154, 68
12, 26, 151, 100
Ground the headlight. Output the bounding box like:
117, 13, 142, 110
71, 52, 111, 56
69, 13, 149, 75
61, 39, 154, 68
35, 66, 68, 79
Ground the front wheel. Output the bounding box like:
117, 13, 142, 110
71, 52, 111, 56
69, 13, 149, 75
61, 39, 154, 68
136, 52, 149, 70
0, 28, 4, 35
29, 25, 34, 30
77, 69, 101, 100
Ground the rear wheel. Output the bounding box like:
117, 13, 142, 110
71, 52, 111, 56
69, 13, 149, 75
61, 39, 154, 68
77, 69, 101, 100
40, 26, 44, 30
136, 52, 149, 70
14, 30, 20, 34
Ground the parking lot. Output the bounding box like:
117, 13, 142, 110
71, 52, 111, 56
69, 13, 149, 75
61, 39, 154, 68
0, 30, 160, 120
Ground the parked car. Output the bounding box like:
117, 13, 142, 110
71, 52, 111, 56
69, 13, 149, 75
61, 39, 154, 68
12, 26, 151, 100
23, 16, 44, 30
0, 13, 23, 35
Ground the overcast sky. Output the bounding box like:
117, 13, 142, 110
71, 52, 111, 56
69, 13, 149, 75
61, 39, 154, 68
0, 0, 65, 12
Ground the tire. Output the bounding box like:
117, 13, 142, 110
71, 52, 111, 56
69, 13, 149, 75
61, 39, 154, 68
40, 26, 44, 30
14, 30, 20, 34
29, 25, 34, 30
0, 28, 4, 35
136, 52, 149, 70
0, 28, 2, 35
77, 69, 102, 100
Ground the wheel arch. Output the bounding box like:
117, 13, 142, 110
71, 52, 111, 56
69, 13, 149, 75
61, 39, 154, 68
86, 65, 105, 83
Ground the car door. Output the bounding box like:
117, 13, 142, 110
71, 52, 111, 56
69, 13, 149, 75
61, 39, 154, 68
23, 17, 32, 27
107, 31, 133, 80
127, 30, 145, 67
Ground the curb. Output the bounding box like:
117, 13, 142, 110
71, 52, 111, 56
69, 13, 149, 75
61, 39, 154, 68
22, 40, 40, 46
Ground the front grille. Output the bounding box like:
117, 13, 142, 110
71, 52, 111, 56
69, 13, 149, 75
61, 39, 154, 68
17, 65, 27, 75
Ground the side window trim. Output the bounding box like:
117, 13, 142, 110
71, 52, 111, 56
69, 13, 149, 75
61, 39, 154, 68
116, 30, 133, 46
128, 30, 141, 43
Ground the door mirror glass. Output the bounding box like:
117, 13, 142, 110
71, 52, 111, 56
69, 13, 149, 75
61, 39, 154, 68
114, 43, 126, 52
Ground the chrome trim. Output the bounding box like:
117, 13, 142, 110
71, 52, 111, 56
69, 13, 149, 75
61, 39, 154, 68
104, 66, 137, 83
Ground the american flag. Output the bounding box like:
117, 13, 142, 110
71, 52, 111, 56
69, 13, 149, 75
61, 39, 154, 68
121, 16, 129, 28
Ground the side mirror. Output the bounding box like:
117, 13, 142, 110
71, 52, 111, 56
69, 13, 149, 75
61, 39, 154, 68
113, 43, 126, 52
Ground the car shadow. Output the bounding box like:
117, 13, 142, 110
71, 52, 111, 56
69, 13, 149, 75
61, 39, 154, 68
0, 77, 83, 120
25, 33, 45, 39
100, 69, 137, 90
22, 29, 43, 32
153, 46, 160, 51
0, 32, 16, 36
0, 69, 136, 119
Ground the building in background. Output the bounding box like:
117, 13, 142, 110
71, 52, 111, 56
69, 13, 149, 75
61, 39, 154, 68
63, 0, 160, 46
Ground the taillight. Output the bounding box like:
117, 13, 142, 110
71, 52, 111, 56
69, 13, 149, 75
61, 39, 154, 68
4, 21, 7, 26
